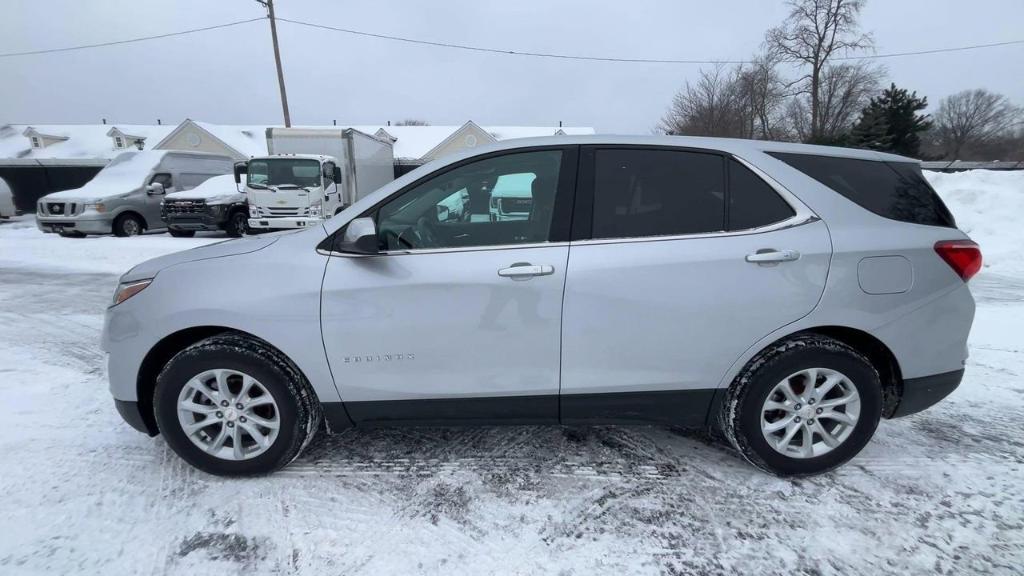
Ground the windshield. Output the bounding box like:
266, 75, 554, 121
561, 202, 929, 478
248, 158, 322, 188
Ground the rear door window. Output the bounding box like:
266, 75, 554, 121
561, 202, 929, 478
591, 149, 725, 239
769, 152, 955, 228
728, 160, 795, 230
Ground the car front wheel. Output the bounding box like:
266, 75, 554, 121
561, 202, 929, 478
113, 213, 144, 237
153, 333, 321, 476
225, 211, 247, 238
719, 334, 882, 476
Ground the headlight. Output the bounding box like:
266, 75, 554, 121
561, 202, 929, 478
85, 202, 106, 213
309, 203, 322, 217
112, 279, 152, 305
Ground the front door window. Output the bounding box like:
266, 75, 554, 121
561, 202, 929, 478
376, 150, 563, 251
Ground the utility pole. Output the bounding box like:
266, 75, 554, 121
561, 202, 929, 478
257, 0, 291, 127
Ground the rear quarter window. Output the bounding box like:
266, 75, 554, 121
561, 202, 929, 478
768, 152, 955, 228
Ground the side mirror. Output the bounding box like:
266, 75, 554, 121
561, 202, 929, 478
145, 182, 165, 195
436, 204, 450, 222
337, 217, 378, 255
234, 162, 248, 184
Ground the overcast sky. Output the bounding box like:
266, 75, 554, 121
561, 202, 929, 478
2, 0, 1023, 133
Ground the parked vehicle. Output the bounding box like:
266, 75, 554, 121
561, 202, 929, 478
241, 128, 394, 230
103, 135, 979, 477
35, 150, 233, 237
488, 172, 534, 221
0, 176, 15, 218
162, 174, 249, 238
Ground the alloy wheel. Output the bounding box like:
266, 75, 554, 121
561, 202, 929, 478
760, 367, 861, 459
176, 369, 281, 461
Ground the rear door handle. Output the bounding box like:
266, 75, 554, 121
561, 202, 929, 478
745, 249, 800, 264
498, 263, 555, 279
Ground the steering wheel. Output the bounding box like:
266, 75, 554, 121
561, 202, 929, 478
383, 228, 414, 250
412, 216, 439, 248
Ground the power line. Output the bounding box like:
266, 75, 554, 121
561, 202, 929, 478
1, 14, 1022, 65
279, 17, 1024, 65
0, 18, 265, 58
275, 18, 745, 64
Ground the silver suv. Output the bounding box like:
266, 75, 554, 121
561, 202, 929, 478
102, 136, 980, 477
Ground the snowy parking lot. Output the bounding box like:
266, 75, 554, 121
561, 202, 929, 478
0, 171, 1022, 575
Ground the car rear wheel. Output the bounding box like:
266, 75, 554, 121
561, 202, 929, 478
225, 211, 247, 237
169, 229, 196, 238
719, 334, 882, 476
113, 213, 144, 237
153, 334, 321, 476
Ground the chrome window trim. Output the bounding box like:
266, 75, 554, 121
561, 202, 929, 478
319, 241, 570, 258
568, 215, 819, 247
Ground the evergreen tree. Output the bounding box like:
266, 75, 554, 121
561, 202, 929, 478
851, 83, 932, 157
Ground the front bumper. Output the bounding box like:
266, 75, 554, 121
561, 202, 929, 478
248, 216, 322, 229
36, 214, 113, 234
164, 212, 229, 231
890, 369, 964, 418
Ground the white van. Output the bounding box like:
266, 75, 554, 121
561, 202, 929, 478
36, 150, 233, 237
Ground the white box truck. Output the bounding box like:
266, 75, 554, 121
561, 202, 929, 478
238, 128, 394, 230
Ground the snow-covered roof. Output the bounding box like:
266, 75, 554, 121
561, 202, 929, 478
348, 124, 595, 160
0, 124, 175, 163
43, 150, 177, 200
1, 121, 596, 164
165, 173, 244, 201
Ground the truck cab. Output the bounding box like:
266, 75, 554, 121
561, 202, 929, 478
241, 154, 342, 230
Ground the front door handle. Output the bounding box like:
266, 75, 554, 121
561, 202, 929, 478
745, 249, 800, 264
498, 263, 555, 279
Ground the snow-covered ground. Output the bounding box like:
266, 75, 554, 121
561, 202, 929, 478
1, 171, 1022, 575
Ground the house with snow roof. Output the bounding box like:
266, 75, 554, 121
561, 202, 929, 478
0, 119, 594, 211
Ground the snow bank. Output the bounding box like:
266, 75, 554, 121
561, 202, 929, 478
926, 169, 1024, 278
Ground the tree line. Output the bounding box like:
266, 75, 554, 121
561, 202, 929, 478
658, 0, 1024, 160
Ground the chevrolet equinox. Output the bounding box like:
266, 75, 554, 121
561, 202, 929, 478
102, 136, 980, 476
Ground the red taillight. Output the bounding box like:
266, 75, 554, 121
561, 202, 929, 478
934, 240, 982, 282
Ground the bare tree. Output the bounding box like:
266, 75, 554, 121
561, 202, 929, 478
659, 59, 788, 139
815, 62, 883, 139
933, 89, 1023, 159
659, 65, 743, 137
734, 55, 790, 140
394, 119, 430, 126
766, 0, 876, 140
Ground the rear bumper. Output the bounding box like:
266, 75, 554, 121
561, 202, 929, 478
890, 369, 964, 418
114, 399, 157, 436
249, 217, 321, 229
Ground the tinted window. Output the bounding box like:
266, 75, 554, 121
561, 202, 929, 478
769, 153, 955, 228
377, 150, 562, 250
592, 149, 725, 239
728, 160, 795, 230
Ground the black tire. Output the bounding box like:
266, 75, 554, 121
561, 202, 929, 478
225, 210, 248, 238
153, 333, 322, 476
168, 229, 196, 238
113, 213, 145, 237
718, 334, 882, 476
